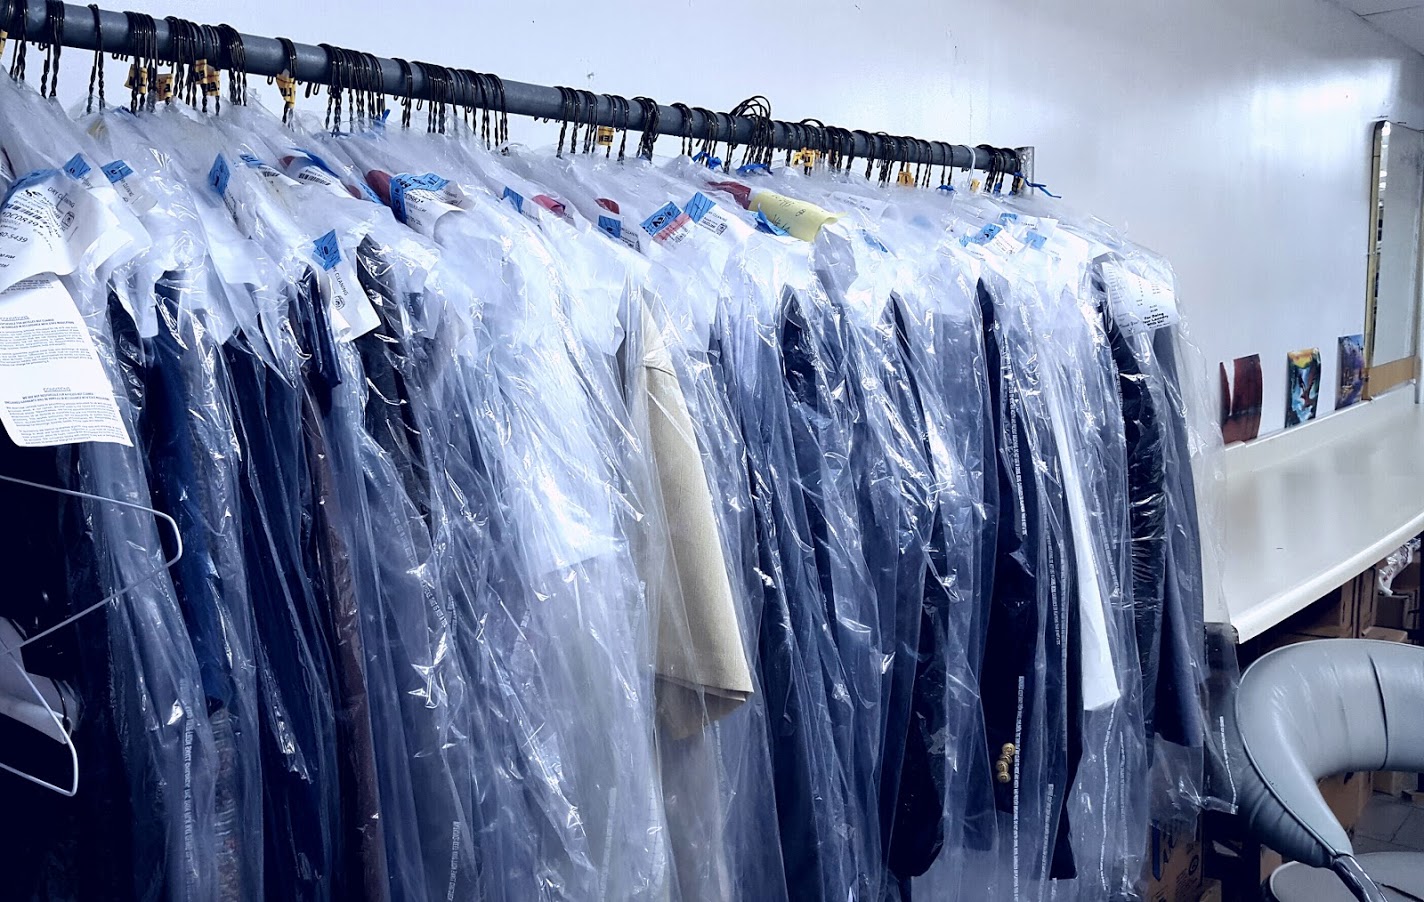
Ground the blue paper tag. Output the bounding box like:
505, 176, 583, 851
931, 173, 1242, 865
390, 172, 450, 223
208, 154, 231, 197
641, 201, 683, 237
936, 184, 955, 193
102, 160, 134, 183
596, 214, 622, 240
240, 153, 264, 168
685, 191, 716, 223
737, 162, 771, 176
312, 230, 341, 271
1024, 231, 1047, 251
63, 154, 91, 181
3, 168, 58, 206
999, 212, 1018, 224
754, 210, 789, 236
861, 230, 889, 254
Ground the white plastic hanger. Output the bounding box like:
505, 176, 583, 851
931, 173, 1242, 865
0, 473, 182, 796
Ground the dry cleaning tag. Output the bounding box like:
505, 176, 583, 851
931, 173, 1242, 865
1100, 262, 1179, 336
311, 230, 380, 342
0, 275, 131, 447
0, 167, 126, 293
391, 172, 466, 237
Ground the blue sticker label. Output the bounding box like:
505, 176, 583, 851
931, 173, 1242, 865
2, 168, 58, 206
685, 191, 716, 223
501, 186, 524, 213
295, 147, 338, 176
861, 230, 889, 254
998, 212, 1018, 224
754, 210, 789, 236
312, 230, 341, 271
63, 154, 91, 181
102, 160, 134, 183
208, 154, 231, 197
389, 172, 450, 223
969, 223, 1001, 246
641, 201, 683, 237
1025, 231, 1047, 251
596, 214, 622, 240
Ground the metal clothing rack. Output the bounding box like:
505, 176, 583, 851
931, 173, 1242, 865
2, 0, 1030, 178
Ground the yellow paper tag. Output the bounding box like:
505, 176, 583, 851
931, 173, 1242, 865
792, 149, 820, 172
595, 126, 614, 147
125, 64, 148, 93
156, 72, 174, 101
276, 73, 297, 105
896, 167, 915, 187
748, 189, 840, 242
0, 30, 8, 57
195, 60, 220, 96
970, 177, 983, 194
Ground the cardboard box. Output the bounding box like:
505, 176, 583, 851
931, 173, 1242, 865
1395, 559, 1420, 593
1291, 568, 1374, 638
1261, 847, 1285, 882
1320, 771, 1373, 832
1375, 772, 1420, 798
1144, 822, 1203, 902
1362, 626, 1410, 643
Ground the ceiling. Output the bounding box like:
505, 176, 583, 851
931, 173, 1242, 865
1336, 1, 1424, 54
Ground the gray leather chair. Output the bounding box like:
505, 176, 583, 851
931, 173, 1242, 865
1231, 639, 1424, 901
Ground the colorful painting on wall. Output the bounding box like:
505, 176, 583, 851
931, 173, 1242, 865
1220, 354, 1263, 444
1285, 348, 1322, 427
1336, 334, 1366, 409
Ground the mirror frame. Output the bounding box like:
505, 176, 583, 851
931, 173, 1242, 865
1365, 120, 1423, 398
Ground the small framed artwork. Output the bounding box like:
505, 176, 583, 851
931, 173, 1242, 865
1285, 348, 1322, 427
1221, 354, 1263, 444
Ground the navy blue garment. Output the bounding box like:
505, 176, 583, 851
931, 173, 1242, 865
720, 292, 854, 902
780, 290, 881, 897
884, 297, 954, 882
114, 282, 264, 901
222, 274, 343, 902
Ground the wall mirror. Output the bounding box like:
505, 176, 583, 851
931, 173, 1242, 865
1366, 120, 1424, 397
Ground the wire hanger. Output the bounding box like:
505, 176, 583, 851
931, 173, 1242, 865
0, 473, 184, 796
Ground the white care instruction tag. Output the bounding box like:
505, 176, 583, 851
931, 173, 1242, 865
98, 159, 155, 214
684, 192, 732, 237
0, 275, 131, 447
1100, 262, 1179, 336
829, 190, 890, 221
0, 167, 126, 293
240, 153, 301, 191
311, 229, 380, 341
391, 173, 466, 237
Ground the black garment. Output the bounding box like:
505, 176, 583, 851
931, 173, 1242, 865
1096, 266, 1169, 745
1149, 328, 1206, 749
976, 279, 1080, 883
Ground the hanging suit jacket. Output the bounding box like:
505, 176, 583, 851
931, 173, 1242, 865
976, 279, 1081, 884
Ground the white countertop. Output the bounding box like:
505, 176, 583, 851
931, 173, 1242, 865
1219, 387, 1424, 642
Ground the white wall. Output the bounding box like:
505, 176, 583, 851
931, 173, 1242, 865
68, 0, 1424, 434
